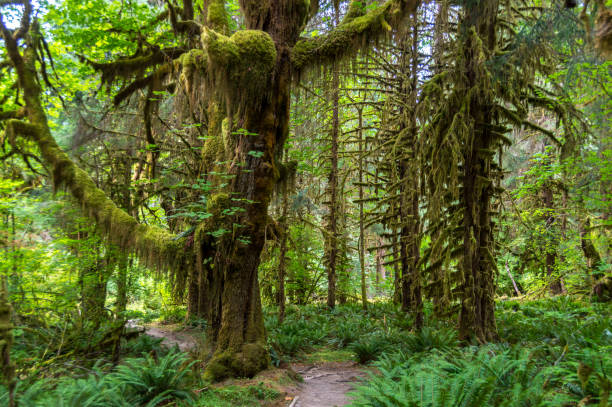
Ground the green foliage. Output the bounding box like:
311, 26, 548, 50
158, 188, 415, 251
349, 333, 390, 364
0, 351, 196, 406
401, 327, 459, 355
196, 384, 280, 407
351, 299, 612, 406
112, 351, 197, 405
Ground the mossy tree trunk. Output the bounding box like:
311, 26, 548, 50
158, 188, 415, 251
325, 4, 341, 310
357, 107, 368, 310
397, 14, 423, 329
79, 258, 109, 327
457, 2, 499, 342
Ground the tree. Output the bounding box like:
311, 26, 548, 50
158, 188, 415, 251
0, 0, 419, 380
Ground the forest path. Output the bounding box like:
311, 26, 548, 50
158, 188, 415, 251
128, 320, 199, 352
288, 362, 365, 407
144, 325, 198, 352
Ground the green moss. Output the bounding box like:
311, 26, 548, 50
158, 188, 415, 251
202, 133, 225, 167
232, 30, 277, 68
291, 0, 412, 72
202, 28, 240, 67
207, 0, 229, 33
206, 193, 230, 216
204, 343, 269, 382
346, 0, 367, 20
221, 117, 235, 153
203, 28, 277, 110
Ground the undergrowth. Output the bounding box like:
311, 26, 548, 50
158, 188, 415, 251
350, 297, 612, 406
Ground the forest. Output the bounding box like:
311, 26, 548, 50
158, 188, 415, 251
0, 0, 611, 406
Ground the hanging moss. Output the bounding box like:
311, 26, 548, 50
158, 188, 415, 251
291, 0, 417, 72
5, 119, 184, 274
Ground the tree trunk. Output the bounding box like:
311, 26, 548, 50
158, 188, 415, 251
542, 183, 563, 294
358, 107, 368, 310
326, 4, 341, 310
277, 151, 289, 323
457, 2, 499, 342
80, 256, 109, 327
376, 236, 385, 294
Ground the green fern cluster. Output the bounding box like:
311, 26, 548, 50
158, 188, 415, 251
351, 299, 612, 406
0, 351, 197, 407
351, 346, 573, 407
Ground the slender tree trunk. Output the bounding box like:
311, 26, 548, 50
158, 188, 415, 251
392, 227, 401, 304
1, 216, 16, 407
326, 4, 341, 310
358, 107, 368, 310
542, 183, 563, 294
376, 236, 385, 294
277, 152, 289, 323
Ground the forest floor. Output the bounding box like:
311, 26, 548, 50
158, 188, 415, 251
140, 323, 365, 406
142, 323, 200, 352
289, 362, 366, 407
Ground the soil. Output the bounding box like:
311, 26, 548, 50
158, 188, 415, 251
287, 362, 366, 407
127, 320, 199, 352
144, 325, 199, 352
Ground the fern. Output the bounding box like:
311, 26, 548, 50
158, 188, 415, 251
111, 350, 197, 406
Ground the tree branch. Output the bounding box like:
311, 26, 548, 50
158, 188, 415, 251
0, 108, 25, 121
83, 46, 186, 86
291, 0, 420, 72
4, 119, 183, 269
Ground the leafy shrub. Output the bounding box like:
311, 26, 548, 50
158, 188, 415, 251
122, 334, 165, 356
270, 333, 310, 356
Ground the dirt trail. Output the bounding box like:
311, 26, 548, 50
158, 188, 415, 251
127, 320, 198, 352
289, 363, 365, 407
144, 326, 198, 352
133, 322, 364, 406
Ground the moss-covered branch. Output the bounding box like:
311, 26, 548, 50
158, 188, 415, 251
4, 119, 181, 268
291, 0, 419, 72
0, 108, 25, 121
84, 46, 186, 86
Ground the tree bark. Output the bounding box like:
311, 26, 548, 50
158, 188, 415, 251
542, 183, 563, 294
357, 107, 368, 310
326, 3, 341, 310
457, 1, 499, 342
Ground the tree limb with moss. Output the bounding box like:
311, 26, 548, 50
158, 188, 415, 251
291, 0, 419, 72
0, 4, 185, 274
